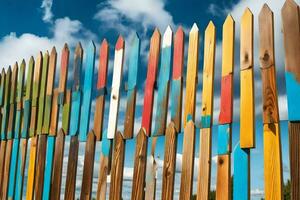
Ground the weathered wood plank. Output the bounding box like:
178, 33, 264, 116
240, 8, 255, 148
94, 39, 109, 141
216, 155, 231, 200
233, 143, 250, 200
161, 122, 177, 200
179, 119, 195, 200
131, 129, 148, 200
96, 150, 111, 200
109, 131, 125, 200
1, 139, 13, 199
58, 44, 69, 104
80, 131, 96, 200
123, 34, 140, 139
259, 4, 283, 200
0, 141, 7, 193
79, 42, 95, 141
183, 24, 199, 126
107, 36, 125, 139
1, 68, 11, 140
50, 129, 65, 199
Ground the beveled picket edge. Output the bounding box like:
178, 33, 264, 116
131, 28, 161, 200
79, 41, 96, 142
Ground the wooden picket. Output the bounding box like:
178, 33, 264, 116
1, 1, 300, 199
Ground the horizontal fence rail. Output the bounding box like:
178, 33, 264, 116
0, 1, 300, 199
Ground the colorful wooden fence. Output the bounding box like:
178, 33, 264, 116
0, 1, 300, 199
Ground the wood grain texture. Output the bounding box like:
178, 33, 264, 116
49, 89, 58, 136
96, 153, 111, 200
183, 24, 199, 127
15, 138, 27, 200
131, 129, 148, 200
107, 36, 125, 139
79, 42, 95, 141
263, 123, 283, 200
1, 139, 12, 199
34, 135, 47, 199
26, 136, 38, 200
233, 143, 250, 200
58, 44, 69, 96
64, 136, 79, 199
1, 68, 11, 140
80, 131, 96, 200
0, 70, 5, 107
161, 122, 177, 200
94, 39, 109, 140
50, 129, 65, 199
179, 119, 195, 200
153, 26, 172, 137
141, 29, 161, 136
109, 131, 125, 200
7, 64, 18, 139
123, 34, 140, 139
240, 8, 255, 149
29, 52, 42, 137
216, 155, 231, 200
197, 128, 212, 200
0, 141, 7, 191
288, 122, 300, 200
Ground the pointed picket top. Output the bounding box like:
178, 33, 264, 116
116, 35, 125, 50
79, 40, 96, 141
73, 42, 83, 91
40, 51, 50, 98
16, 60, 26, 103
240, 8, 253, 71
172, 26, 185, 79
97, 38, 109, 89
205, 21, 215, 35
242, 8, 253, 20
59, 43, 69, 95
127, 33, 140, 90
4, 66, 11, 106
47, 47, 57, 95
10, 62, 19, 104
151, 28, 161, 42
0, 70, 5, 106
282, 0, 298, 13
260, 3, 273, 17
183, 22, 199, 127
162, 26, 173, 48
222, 15, 235, 76
25, 57, 34, 100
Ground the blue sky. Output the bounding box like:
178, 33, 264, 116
0, 0, 298, 199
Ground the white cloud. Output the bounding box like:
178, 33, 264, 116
0, 17, 96, 69
41, 0, 54, 23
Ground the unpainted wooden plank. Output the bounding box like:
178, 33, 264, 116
141, 29, 161, 136
183, 24, 199, 127
109, 131, 125, 200
161, 122, 177, 200
49, 89, 58, 136
0, 141, 7, 192
80, 131, 96, 200
94, 39, 109, 141
179, 119, 195, 200
50, 129, 65, 199
107, 36, 125, 139
1, 140, 13, 199
58, 44, 69, 103
216, 155, 231, 200
240, 8, 255, 149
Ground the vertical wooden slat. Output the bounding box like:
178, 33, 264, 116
109, 34, 139, 200
131, 29, 160, 200
179, 23, 199, 200
259, 4, 283, 200
161, 26, 184, 200
240, 8, 255, 148
282, 0, 300, 198
65, 42, 83, 200
216, 14, 235, 200
15, 57, 34, 200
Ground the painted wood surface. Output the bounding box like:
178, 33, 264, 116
80, 131, 96, 200
2, 139, 13, 199
29, 52, 42, 138
14, 139, 27, 200
49, 89, 58, 136
0, 141, 7, 193
259, 4, 283, 200
62, 90, 71, 134
26, 136, 38, 200
131, 29, 160, 200
94, 39, 109, 141
79, 42, 95, 141
179, 119, 195, 200
69, 43, 83, 137
233, 143, 250, 200
109, 131, 125, 200
1, 67, 11, 140
216, 155, 231, 200
141, 29, 161, 136
153, 26, 172, 137
107, 36, 125, 139
58, 44, 69, 104
123, 34, 140, 139
50, 129, 65, 199
240, 8, 255, 148
217, 124, 231, 155
42, 47, 57, 134
183, 24, 199, 127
